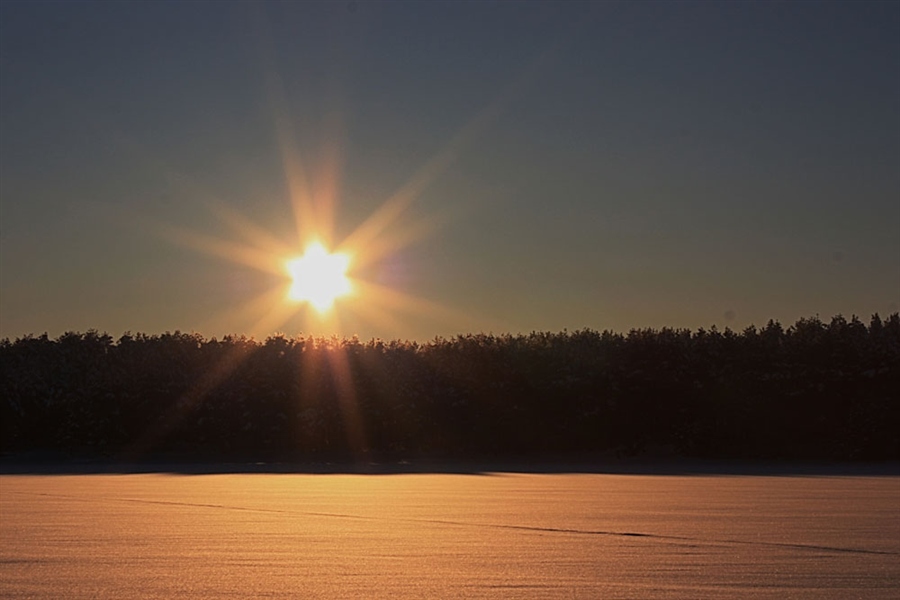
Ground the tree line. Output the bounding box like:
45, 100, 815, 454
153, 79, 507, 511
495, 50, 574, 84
1, 314, 898, 462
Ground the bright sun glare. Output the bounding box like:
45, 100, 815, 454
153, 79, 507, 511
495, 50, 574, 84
286, 242, 352, 312
155, 23, 495, 337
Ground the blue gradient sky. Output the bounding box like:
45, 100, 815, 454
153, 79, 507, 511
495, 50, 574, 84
2, 1, 898, 341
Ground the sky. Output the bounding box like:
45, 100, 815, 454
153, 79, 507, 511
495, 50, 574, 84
1, 0, 898, 342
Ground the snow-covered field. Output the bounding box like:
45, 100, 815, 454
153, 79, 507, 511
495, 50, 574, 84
2, 471, 898, 598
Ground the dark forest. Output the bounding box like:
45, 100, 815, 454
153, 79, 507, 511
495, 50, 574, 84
2, 314, 897, 463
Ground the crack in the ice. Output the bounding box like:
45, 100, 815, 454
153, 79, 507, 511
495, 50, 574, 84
10, 491, 897, 556
413, 519, 897, 555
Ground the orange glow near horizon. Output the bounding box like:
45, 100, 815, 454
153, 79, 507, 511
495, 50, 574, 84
155, 196, 472, 339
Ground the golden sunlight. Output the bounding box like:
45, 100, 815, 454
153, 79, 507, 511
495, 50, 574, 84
286, 242, 352, 312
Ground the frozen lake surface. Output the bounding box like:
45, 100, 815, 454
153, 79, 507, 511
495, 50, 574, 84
2, 470, 898, 598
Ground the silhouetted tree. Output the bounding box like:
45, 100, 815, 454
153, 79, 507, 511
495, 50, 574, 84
1, 314, 898, 462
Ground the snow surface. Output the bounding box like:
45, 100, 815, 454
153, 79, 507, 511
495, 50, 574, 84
2, 472, 898, 598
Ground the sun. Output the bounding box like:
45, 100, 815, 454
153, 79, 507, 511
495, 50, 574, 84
286, 242, 352, 312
